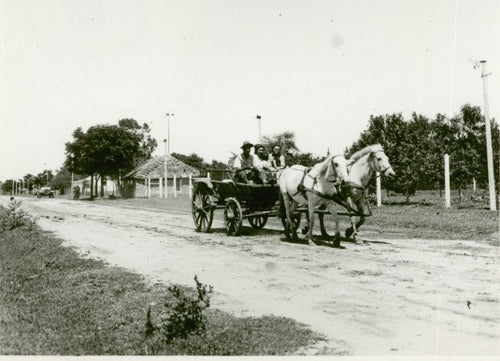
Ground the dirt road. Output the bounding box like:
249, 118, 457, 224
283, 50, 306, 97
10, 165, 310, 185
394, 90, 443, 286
4, 196, 499, 356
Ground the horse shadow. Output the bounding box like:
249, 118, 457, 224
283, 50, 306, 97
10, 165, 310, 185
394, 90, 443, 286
280, 235, 348, 249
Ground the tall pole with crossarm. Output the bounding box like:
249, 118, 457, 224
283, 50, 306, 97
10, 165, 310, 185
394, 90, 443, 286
479, 60, 497, 211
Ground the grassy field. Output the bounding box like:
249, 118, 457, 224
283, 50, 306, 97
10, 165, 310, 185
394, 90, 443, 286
89, 189, 499, 243
0, 209, 324, 355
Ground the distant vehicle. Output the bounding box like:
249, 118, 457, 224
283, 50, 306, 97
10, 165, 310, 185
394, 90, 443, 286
37, 187, 54, 198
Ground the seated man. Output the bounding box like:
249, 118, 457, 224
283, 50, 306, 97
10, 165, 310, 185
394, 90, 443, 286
232, 141, 257, 183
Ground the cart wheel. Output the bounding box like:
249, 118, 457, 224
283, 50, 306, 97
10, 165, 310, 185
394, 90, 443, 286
248, 215, 268, 229
224, 198, 243, 236
191, 187, 214, 232
280, 212, 301, 231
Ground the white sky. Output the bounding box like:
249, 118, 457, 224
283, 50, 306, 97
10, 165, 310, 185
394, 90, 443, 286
1, 0, 499, 179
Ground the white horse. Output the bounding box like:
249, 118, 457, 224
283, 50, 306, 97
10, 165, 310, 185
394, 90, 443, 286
279, 154, 350, 245
343, 144, 396, 241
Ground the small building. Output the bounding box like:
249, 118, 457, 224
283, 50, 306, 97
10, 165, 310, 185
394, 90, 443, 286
72, 176, 117, 198
122, 155, 201, 198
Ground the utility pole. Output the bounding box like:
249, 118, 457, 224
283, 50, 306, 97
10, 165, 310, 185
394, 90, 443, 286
479, 60, 497, 211
164, 139, 168, 199
256, 115, 262, 142
166, 113, 174, 155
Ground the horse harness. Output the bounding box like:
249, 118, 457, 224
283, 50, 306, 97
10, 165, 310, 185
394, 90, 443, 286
291, 167, 371, 218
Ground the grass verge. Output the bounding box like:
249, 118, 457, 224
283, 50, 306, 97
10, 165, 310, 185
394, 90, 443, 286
0, 224, 324, 355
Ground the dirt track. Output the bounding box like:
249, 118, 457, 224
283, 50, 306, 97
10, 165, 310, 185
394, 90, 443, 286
4, 196, 499, 356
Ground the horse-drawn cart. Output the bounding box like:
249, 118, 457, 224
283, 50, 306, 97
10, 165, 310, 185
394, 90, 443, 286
191, 169, 302, 236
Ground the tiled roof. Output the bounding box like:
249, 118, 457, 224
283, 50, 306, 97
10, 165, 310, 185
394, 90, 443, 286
124, 155, 201, 179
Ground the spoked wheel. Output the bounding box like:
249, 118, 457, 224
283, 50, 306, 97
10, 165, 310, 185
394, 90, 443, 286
191, 187, 214, 232
224, 198, 243, 236
248, 215, 268, 229
281, 212, 301, 230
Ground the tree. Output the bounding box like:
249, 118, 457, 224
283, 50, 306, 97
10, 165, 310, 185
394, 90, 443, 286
210, 159, 229, 169
65, 122, 152, 198
295, 152, 324, 167
22, 174, 35, 192
348, 113, 419, 202
447, 105, 483, 202
171, 153, 208, 173
51, 166, 82, 195
118, 118, 157, 163
1, 179, 14, 194
33, 170, 54, 188
261, 131, 300, 153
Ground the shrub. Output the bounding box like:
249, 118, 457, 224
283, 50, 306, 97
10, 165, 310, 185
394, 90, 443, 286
146, 275, 213, 344
0, 200, 37, 232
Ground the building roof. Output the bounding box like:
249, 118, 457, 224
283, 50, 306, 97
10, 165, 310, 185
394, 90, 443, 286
124, 155, 201, 179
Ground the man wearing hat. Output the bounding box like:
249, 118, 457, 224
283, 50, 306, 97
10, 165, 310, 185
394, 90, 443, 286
233, 141, 254, 169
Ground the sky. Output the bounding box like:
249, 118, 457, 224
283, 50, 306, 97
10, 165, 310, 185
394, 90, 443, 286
1, 0, 499, 179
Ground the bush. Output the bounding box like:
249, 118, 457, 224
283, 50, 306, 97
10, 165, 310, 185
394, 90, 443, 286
146, 276, 213, 344
0, 199, 37, 232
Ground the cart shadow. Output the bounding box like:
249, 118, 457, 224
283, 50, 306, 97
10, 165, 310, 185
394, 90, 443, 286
208, 227, 284, 236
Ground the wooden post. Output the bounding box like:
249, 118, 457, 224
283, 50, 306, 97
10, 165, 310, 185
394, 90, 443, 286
472, 177, 476, 192
173, 174, 177, 198
159, 177, 163, 198
376, 172, 382, 207
147, 178, 151, 198
444, 154, 451, 208
480, 61, 497, 210
188, 174, 193, 198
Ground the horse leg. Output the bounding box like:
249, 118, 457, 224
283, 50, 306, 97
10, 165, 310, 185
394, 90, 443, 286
288, 201, 299, 240
327, 203, 341, 247
282, 194, 298, 240
345, 216, 357, 239
345, 197, 358, 241
307, 199, 317, 245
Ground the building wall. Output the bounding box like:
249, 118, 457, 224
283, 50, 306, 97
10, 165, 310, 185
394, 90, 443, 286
121, 177, 193, 198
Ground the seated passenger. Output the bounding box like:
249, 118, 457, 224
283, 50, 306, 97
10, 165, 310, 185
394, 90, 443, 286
232, 141, 257, 183
270, 144, 286, 170
253, 144, 277, 184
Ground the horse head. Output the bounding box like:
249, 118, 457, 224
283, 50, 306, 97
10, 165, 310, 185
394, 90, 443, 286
369, 145, 396, 178
320, 154, 350, 187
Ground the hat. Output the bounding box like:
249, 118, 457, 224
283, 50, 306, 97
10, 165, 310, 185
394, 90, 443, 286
254, 144, 265, 151
241, 141, 253, 149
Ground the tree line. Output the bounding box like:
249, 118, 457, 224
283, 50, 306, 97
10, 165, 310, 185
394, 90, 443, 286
2, 103, 497, 203
347, 104, 499, 202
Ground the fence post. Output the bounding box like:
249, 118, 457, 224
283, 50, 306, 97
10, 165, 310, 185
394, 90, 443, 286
159, 177, 163, 198
189, 174, 193, 198
173, 174, 177, 198
444, 154, 451, 208
376, 172, 382, 207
